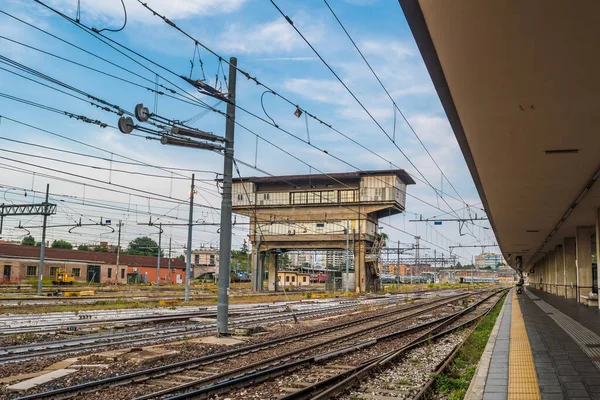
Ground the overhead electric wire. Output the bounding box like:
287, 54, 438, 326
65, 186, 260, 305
0, 65, 122, 118
268, 0, 481, 243
0, 115, 190, 181
0, 136, 220, 175
25, 0, 488, 253
0, 9, 214, 111
28, 0, 483, 232
0, 157, 217, 209
228, 108, 481, 226
1, 189, 229, 246
0, 54, 129, 117
31, 0, 468, 212
0, 35, 208, 110
0, 147, 195, 181
122, 4, 489, 246
131, 0, 485, 215
93, 0, 127, 33
322, 0, 469, 207
26, 2, 216, 112
0, 56, 184, 135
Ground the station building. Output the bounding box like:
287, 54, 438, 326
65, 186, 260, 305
0, 243, 186, 285
192, 247, 219, 277
277, 270, 311, 287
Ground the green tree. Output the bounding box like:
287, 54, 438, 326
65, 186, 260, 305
177, 254, 185, 262
231, 249, 250, 272
126, 236, 163, 256
240, 240, 249, 256
21, 235, 36, 246
280, 252, 291, 269
94, 245, 108, 252
77, 244, 90, 251
51, 239, 73, 249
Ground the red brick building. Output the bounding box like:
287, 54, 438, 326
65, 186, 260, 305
0, 243, 186, 285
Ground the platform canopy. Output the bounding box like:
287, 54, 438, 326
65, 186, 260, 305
399, 0, 600, 268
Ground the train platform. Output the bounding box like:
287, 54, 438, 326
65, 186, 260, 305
466, 288, 600, 400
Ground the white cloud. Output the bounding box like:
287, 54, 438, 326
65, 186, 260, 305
217, 14, 324, 54
407, 115, 458, 149
284, 78, 351, 106
251, 57, 318, 62
46, 0, 247, 25
359, 40, 415, 59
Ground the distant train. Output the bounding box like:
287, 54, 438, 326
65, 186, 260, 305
459, 276, 499, 284
379, 274, 426, 284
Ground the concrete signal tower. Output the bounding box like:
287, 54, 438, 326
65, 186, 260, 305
231, 170, 415, 292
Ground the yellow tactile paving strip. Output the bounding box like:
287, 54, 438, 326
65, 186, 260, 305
508, 292, 541, 400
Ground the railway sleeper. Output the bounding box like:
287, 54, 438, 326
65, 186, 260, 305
13, 291, 484, 400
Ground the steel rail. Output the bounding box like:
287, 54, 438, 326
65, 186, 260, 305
287, 289, 508, 400
0, 302, 363, 364
410, 290, 509, 400
160, 291, 500, 400
156, 289, 501, 400
13, 291, 476, 399
131, 291, 476, 400
1, 302, 314, 335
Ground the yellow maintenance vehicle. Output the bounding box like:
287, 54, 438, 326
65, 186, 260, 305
52, 268, 75, 285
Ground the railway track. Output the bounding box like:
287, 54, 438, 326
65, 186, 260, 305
285, 289, 507, 400
2, 295, 385, 334
1, 292, 439, 362
1, 302, 302, 335
9, 289, 489, 399
0, 300, 364, 363
168, 289, 505, 400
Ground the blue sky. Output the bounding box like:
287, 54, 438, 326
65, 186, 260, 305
0, 0, 496, 263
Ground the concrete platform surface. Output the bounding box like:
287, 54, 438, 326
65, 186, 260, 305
474, 288, 600, 400
7, 369, 76, 391
527, 287, 600, 337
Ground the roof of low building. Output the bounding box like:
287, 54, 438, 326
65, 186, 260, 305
0, 243, 186, 268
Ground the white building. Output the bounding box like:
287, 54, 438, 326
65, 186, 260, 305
323, 250, 354, 270
289, 252, 315, 267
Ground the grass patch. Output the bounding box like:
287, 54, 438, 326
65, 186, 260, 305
378, 282, 494, 294
429, 293, 506, 400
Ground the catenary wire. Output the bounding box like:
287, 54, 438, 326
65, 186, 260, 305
267, 0, 480, 243
132, 0, 485, 214
322, 0, 469, 207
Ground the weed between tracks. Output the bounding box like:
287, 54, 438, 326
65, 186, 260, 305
428, 294, 506, 400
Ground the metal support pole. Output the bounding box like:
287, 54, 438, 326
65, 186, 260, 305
38, 184, 49, 295
156, 223, 162, 286
397, 240, 400, 284
168, 237, 172, 284
413, 236, 420, 285
116, 220, 122, 284
253, 235, 262, 292
217, 57, 237, 336
345, 219, 349, 293
185, 174, 195, 303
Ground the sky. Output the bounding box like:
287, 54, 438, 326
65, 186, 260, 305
0, 0, 498, 264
